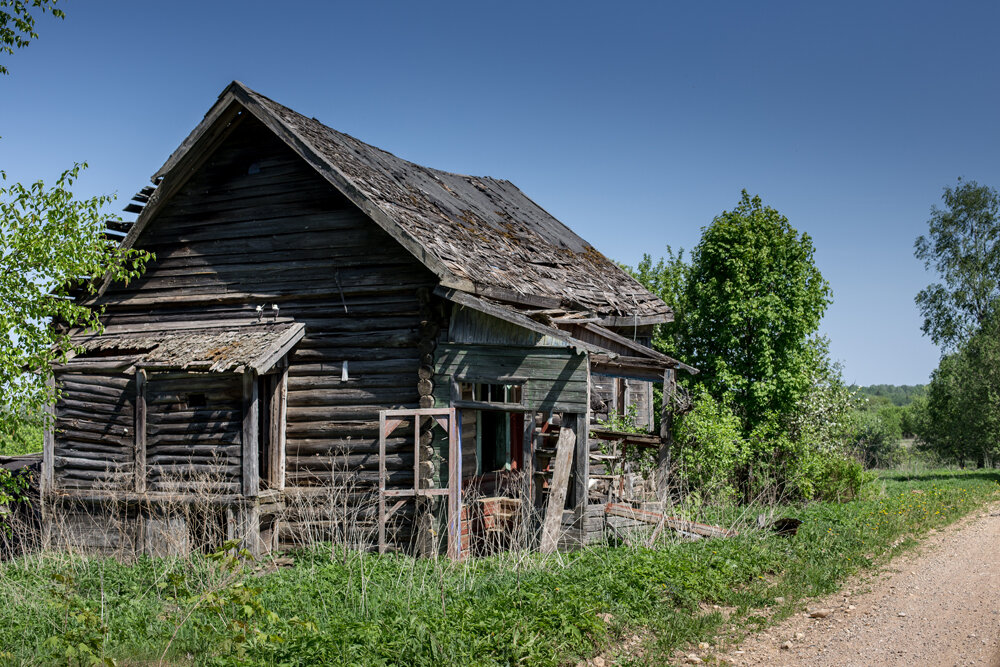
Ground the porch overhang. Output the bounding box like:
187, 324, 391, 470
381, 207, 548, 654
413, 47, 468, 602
60, 322, 305, 375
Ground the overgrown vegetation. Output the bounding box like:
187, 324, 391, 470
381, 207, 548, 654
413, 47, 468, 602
0, 469, 993, 666
0, 410, 42, 456
631, 192, 867, 504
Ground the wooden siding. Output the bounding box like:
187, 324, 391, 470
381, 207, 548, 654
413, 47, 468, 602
53, 371, 136, 490
448, 306, 569, 348
79, 114, 436, 523
145, 372, 243, 493
432, 344, 589, 415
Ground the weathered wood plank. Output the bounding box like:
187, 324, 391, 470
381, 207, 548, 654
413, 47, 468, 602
540, 425, 576, 554
242, 372, 258, 497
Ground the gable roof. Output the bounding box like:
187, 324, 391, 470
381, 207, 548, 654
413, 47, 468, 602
114, 81, 671, 324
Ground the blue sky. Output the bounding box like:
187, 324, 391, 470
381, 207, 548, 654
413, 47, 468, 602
3, 1, 998, 385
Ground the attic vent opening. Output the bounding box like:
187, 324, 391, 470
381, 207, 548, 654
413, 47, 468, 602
75, 346, 156, 359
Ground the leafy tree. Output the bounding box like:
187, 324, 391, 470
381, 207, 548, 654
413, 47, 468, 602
1, 167, 151, 426
682, 191, 831, 432
914, 316, 1000, 467
914, 179, 1000, 350
1, 0, 151, 446
630, 246, 688, 359
1, 0, 64, 75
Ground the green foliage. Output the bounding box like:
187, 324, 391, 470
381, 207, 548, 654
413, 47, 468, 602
683, 191, 831, 433
630, 246, 689, 358
0, 407, 42, 455
913, 315, 1000, 467
43, 572, 116, 666
846, 401, 904, 469
0, 165, 152, 431
0, 471, 994, 665
672, 388, 746, 501
914, 178, 1000, 350
0, 0, 64, 75
596, 405, 656, 477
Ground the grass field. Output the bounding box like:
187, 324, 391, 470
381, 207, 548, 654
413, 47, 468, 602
0, 469, 996, 666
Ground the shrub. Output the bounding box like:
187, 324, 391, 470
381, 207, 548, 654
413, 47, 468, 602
672, 389, 746, 501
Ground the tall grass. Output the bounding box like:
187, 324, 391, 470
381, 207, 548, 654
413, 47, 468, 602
0, 468, 996, 665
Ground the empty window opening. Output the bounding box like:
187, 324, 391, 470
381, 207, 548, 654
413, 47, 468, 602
476, 410, 524, 474
458, 382, 523, 405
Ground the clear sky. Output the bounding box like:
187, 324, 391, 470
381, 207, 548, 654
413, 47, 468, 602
3, 1, 998, 385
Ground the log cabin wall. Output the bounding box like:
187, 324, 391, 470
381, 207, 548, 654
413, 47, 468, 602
53, 370, 136, 491
57, 115, 437, 547
144, 372, 243, 494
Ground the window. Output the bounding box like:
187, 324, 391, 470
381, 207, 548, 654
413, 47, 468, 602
457, 381, 523, 406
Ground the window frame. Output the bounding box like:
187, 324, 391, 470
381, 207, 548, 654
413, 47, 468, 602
451, 375, 530, 412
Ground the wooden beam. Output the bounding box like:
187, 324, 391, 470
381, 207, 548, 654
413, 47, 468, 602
135, 369, 147, 493
41, 375, 55, 496
656, 368, 673, 502
378, 411, 387, 554
447, 408, 461, 560
572, 412, 589, 545
605, 503, 736, 539
242, 371, 259, 497
540, 424, 575, 553
268, 363, 287, 490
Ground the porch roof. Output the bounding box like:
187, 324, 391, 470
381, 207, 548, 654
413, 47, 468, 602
66, 322, 305, 375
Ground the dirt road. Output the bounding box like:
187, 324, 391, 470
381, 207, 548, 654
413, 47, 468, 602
716, 504, 1000, 666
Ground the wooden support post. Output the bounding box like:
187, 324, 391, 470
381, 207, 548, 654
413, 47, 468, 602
656, 369, 674, 503
268, 362, 287, 490
522, 412, 536, 540
242, 371, 259, 498
572, 412, 589, 546
540, 422, 576, 554
447, 408, 461, 560
41, 375, 56, 498
135, 369, 147, 493
378, 411, 387, 554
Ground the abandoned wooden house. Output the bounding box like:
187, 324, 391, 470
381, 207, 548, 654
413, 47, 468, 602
41, 81, 694, 558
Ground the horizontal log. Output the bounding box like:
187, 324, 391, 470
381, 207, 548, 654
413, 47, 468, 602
54, 456, 131, 471
58, 398, 134, 417
287, 452, 414, 471
148, 436, 241, 448
55, 439, 131, 457
286, 387, 418, 407
147, 455, 240, 466
54, 445, 129, 463
58, 389, 133, 408
59, 378, 131, 397
148, 481, 242, 493
286, 405, 420, 422
56, 408, 133, 428
55, 426, 131, 448
146, 409, 241, 424
285, 437, 409, 456
288, 359, 419, 376
142, 444, 240, 456
146, 422, 241, 437
287, 374, 413, 391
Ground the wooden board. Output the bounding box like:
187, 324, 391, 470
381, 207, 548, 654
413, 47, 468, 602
540, 425, 576, 554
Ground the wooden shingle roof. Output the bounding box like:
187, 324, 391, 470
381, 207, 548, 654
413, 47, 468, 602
117, 82, 672, 324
